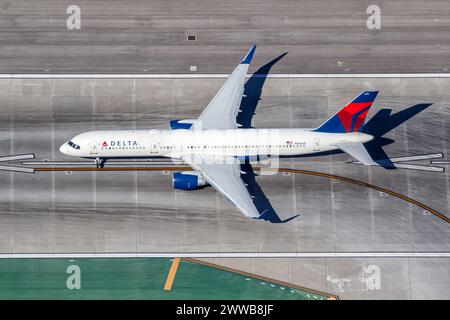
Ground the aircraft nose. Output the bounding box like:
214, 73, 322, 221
59, 143, 69, 155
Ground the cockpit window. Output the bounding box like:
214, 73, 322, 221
68, 141, 80, 149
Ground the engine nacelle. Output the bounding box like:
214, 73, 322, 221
172, 171, 207, 190
169, 119, 195, 130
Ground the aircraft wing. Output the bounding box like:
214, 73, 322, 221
181, 154, 261, 218
191, 45, 256, 130
335, 142, 378, 166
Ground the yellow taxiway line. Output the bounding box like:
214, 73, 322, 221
164, 257, 181, 291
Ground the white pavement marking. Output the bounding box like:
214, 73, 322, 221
388, 163, 445, 172
23, 160, 185, 166
0, 165, 34, 173
0, 154, 35, 162
388, 153, 443, 162
0, 252, 448, 258
352, 153, 443, 165
351, 162, 445, 172
1, 73, 450, 79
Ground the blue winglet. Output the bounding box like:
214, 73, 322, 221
257, 209, 271, 220
240, 45, 257, 64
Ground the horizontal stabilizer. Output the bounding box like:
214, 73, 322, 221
335, 142, 377, 166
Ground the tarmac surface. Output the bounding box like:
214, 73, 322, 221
0, 74, 449, 299
1, 0, 450, 300
1, 0, 450, 73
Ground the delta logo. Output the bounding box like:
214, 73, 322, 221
101, 140, 138, 147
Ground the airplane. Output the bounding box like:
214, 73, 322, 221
59, 45, 379, 222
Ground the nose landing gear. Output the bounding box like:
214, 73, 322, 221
95, 157, 106, 168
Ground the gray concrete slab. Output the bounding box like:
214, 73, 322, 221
410, 258, 450, 299
1, 1, 450, 73
0, 79, 12, 253
54, 171, 96, 253
218, 218, 259, 253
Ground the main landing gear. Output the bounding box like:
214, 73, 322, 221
95, 157, 106, 168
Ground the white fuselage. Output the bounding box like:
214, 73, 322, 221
59, 128, 373, 159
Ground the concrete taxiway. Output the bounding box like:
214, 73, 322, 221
1, 0, 450, 73
0, 74, 449, 299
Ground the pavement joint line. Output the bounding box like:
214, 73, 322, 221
164, 257, 180, 291
31, 165, 450, 224
2, 73, 450, 79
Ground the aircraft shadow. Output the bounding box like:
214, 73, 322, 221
362, 103, 433, 167
240, 163, 299, 223
237, 53, 299, 223
237, 52, 288, 128
281, 103, 433, 168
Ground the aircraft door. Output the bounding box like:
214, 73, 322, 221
90, 141, 99, 155
149, 129, 160, 154
150, 142, 160, 154
313, 138, 320, 151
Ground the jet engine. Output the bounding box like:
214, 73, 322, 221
172, 171, 207, 190
169, 119, 195, 130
